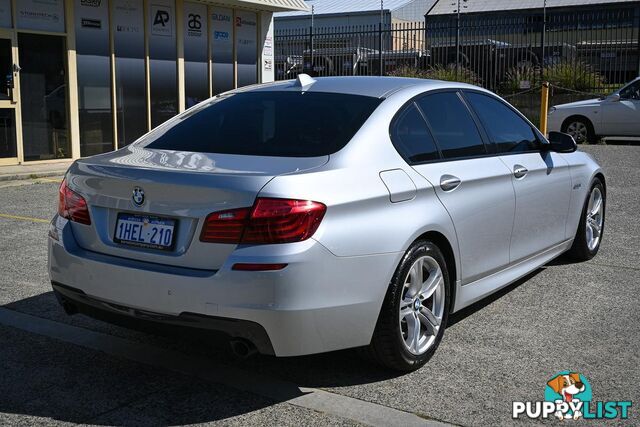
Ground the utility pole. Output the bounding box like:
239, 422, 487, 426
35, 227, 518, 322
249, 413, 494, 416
379, 0, 384, 76
309, 5, 314, 75
541, 0, 547, 84
452, 0, 468, 77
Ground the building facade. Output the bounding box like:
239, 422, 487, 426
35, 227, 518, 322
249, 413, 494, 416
275, 0, 435, 30
0, 0, 307, 166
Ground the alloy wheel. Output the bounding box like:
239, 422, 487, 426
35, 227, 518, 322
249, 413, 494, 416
586, 187, 604, 251
399, 255, 445, 355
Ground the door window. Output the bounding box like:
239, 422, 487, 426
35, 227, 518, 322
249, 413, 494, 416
390, 103, 440, 163
464, 91, 539, 154
416, 92, 486, 160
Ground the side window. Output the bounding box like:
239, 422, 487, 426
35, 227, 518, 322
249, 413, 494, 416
464, 92, 539, 154
390, 103, 440, 164
416, 92, 486, 159
620, 81, 640, 100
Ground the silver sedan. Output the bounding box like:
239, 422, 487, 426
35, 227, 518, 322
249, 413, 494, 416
49, 76, 605, 371
548, 77, 640, 143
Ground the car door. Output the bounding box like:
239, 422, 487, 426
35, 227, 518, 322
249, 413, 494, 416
464, 91, 573, 263
405, 91, 516, 285
602, 80, 640, 136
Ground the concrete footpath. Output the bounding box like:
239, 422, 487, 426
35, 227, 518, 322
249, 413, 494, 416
0, 161, 72, 182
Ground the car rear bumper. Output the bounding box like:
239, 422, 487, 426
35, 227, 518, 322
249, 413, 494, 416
51, 281, 275, 354
48, 216, 401, 357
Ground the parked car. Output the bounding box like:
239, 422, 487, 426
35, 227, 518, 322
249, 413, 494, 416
548, 76, 640, 143
49, 76, 605, 371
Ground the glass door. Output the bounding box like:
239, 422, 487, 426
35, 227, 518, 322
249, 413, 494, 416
18, 33, 70, 161
0, 32, 18, 164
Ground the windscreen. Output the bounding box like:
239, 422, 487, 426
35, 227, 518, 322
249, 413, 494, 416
145, 91, 382, 157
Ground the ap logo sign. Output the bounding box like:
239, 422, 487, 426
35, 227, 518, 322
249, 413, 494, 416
151, 4, 172, 37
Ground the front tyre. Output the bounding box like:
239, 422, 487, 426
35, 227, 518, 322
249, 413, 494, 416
365, 240, 450, 371
566, 178, 605, 261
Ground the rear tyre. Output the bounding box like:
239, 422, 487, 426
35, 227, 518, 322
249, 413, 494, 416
562, 117, 594, 144
565, 179, 605, 261
364, 240, 450, 372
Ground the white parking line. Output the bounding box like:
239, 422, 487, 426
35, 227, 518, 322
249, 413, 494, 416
0, 307, 450, 427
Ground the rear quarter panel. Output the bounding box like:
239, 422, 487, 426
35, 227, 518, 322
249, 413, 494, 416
257, 89, 461, 289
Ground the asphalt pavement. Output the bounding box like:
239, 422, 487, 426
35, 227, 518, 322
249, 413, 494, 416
0, 145, 638, 426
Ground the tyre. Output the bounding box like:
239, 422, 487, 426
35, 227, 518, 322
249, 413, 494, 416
364, 240, 451, 371
565, 179, 605, 261
562, 117, 594, 144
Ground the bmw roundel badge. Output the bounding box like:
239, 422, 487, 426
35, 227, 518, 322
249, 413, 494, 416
132, 187, 145, 207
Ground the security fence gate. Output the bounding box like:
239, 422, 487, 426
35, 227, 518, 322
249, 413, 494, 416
274, 3, 640, 124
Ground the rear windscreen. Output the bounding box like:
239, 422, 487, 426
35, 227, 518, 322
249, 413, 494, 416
145, 91, 382, 157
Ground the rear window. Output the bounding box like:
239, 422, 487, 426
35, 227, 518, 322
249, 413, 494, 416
145, 91, 382, 157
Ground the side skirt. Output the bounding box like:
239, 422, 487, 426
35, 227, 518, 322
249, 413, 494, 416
452, 239, 573, 312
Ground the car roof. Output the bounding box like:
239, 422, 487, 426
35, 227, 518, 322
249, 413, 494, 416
234, 76, 484, 99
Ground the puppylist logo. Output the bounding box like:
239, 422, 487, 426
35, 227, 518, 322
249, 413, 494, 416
512, 371, 632, 420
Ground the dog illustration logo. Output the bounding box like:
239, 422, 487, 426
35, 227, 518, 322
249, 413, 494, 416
514, 371, 631, 420
545, 371, 592, 420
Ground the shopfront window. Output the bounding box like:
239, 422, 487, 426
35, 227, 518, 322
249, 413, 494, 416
211, 7, 234, 95
19, 33, 70, 161
113, 0, 147, 146
75, 0, 113, 157
184, 2, 208, 108
235, 10, 258, 87
149, 0, 177, 127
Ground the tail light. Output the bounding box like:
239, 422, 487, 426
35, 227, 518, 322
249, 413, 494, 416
58, 179, 91, 225
200, 198, 326, 244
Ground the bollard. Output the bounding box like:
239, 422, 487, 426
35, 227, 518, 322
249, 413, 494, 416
539, 82, 550, 135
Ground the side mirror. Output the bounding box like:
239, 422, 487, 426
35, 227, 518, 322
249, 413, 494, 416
544, 131, 577, 153
609, 93, 621, 102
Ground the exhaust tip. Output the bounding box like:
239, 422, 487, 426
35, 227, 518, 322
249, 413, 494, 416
229, 339, 258, 359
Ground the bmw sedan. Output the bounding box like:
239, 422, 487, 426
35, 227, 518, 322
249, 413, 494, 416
49, 76, 605, 371
547, 76, 640, 143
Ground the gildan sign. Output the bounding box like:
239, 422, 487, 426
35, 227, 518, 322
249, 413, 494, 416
17, 0, 65, 33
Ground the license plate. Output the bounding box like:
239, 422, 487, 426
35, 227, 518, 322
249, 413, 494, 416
114, 214, 176, 251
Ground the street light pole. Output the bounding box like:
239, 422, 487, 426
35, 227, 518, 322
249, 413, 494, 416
541, 0, 547, 83
452, 0, 467, 77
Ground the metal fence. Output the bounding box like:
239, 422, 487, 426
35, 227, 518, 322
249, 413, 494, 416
274, 4, 640, 122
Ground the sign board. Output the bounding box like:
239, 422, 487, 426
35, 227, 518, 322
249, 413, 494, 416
519, 80, 531, 90
17, 0, 65, 32
184, 2, 207, 61
211, 6, 233, 94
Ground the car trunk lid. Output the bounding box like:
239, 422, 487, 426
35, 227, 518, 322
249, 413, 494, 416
65, 146, 328, 270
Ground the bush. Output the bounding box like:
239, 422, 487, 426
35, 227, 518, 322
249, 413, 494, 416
388, 64, 482, 86
543, 61, 605, 92
502, 61, 605, 93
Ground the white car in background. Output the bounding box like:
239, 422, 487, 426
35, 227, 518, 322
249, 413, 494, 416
548, 77, 640, 143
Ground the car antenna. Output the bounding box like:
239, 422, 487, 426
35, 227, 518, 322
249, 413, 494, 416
294, 73, 316, 90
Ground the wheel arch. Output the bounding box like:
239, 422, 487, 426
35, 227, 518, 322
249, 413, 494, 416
413, 230, 458, 313
561, 114, 595, 136
594, 172, 606, 195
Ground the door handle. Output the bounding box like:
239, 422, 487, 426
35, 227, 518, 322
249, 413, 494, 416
440, 174, 461, 191
513, 165, 528, 179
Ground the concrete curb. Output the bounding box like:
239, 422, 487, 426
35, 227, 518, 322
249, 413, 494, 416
0, 170, 67, 182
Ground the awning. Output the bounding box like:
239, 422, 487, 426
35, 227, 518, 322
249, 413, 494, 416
200, 0, 310, 12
